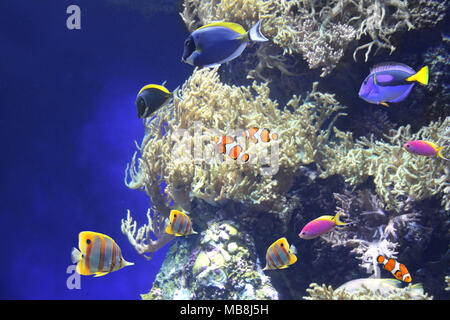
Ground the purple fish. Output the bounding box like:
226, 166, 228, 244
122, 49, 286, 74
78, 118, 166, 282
298, 211, 348, 240
358, 63, 429, 107
403, 140, 449, 160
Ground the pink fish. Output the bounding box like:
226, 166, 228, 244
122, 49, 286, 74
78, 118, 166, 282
403, 140, 448, 160
299, 211, 348, 240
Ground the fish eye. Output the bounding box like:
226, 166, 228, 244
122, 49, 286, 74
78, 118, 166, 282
86, 239, 91, 245
280, 243, 284, 247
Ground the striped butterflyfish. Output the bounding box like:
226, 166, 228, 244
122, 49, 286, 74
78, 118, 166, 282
135, 83, 180, 118
70, 231, 134, 277
165, 210, 198, 236
377, 255, 412, 283
263, 237, 298, 271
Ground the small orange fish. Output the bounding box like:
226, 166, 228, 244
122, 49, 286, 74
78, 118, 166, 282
377, 255, 411, 282
213, 136, 249, 162
244, 127, 278, 144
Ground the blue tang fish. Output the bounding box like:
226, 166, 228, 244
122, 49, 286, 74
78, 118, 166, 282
182, 20, 268, 68
358, 62, 429, 107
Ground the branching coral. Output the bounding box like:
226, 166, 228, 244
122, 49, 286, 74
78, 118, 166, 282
303, 282, 433, 300
121, 208, 174, 260
318, 117, 450, 212
180, 0, 446, 77
320, 191, 421, 277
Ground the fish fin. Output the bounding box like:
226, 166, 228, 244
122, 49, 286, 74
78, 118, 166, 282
209, 42, 248, 66
122, 260, 135, 268
172, 86, 184, 101
165, 221, 174, 235
333, 210, 348, 226
203, 62, 222, 68
247, 19, 268, 42
388, 84, 415, 103
406, 66, 429, 85
71, 247, 82, 264
289, 252, 298, 265
93, 272, 109, 277
379, 101, 389, 107
197, 22, 246, 35
436, 146, 449, 161
290, 244, 297, 255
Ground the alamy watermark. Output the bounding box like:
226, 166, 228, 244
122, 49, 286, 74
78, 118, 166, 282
66, 265, 81, 290
170, 122, 280, 176
66, 5, 81, 30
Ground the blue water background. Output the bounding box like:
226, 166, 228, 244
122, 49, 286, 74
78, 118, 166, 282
0, 0, 191, 299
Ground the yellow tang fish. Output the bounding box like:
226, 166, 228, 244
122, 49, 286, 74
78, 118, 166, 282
71, 231, 134, 277
165, 210, 198, 236
263, 237, 297, 270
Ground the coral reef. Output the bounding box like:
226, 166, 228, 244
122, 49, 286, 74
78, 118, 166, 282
318, 117, 450, 212
124, 67, 347, 222
303, 282, 433, 300
319, 191, 422, 277
180, 0, 448, 77
122, 2, 449, 299
141, 208, 279, 300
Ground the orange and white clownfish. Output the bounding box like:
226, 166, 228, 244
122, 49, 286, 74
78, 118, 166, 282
165, 210, 198, 236
377, 255, 412, 282
71, 231, 134, 277
213, 136, 249, 162
263, 237, 297, 271
244, 127, 278, 144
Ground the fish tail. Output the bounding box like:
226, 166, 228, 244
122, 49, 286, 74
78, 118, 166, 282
406, 66, 429, 85
247, 19, 268, 42
333, 210, 348, 226
436, 146, 449, 161
70, 247, 82, 264
172, 85, 184, 101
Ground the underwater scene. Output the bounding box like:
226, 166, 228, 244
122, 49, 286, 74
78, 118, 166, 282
1, 0, 449, 301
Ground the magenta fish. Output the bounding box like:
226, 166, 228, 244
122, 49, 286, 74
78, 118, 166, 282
299, 211, 348, 240
403, 140, 448, 160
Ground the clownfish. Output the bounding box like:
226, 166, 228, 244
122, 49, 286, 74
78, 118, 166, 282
377, 255, 412, 283
165, 210, 198, 236
213, 136, 249, 162
135, 83, 181, 118
244, 127, 279, 144
403, 140, 449, 161
71, 231, 134, 277
182, 20, 268, 68
263, 237, 298, 271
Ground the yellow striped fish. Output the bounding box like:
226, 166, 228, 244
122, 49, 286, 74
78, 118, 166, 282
165, 210, 198, 236
71, 231, 134, 277
263, 237, 298, 271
